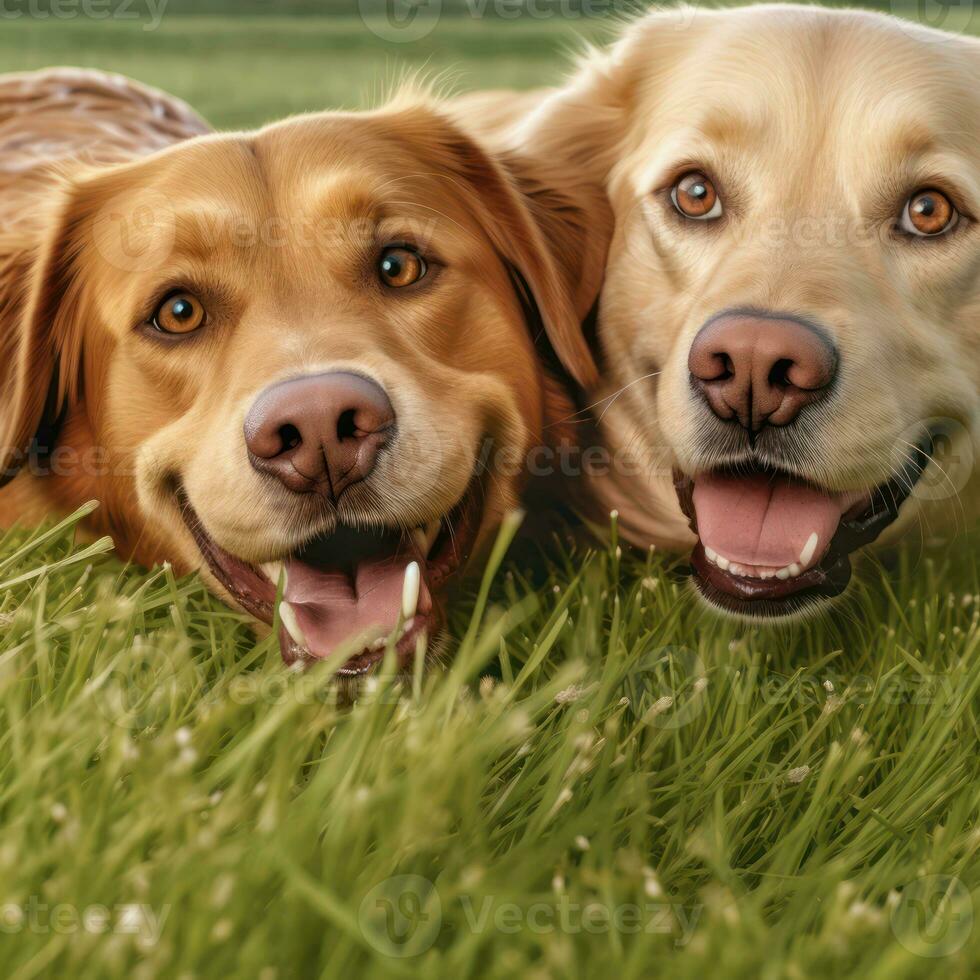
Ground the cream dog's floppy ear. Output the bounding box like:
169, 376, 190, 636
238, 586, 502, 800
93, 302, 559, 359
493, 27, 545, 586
0, 185, 88, 487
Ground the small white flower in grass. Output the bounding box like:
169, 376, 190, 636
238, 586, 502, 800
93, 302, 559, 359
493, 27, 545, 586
574, 835, 590, 852
179, 747, 197, 767
823, 679, 835, 693
643, 869, 664, 898
822, 695, 843, 715
209, 791, 223, 806
479, 676, 496, 700
786, 765, 810, 785
50, 802, 67, 823
211, 918, 233, 941
644, 696, 673, 721
211, 873, 235, 908
2, 904, 23, 927
460, 865, 484, 889
552, 873, 565, 893
555, 685, 583, 705
174, 727, 192, 747
641, 577, 659, 591
962, 594, 975, 607
618, 697, 630, 707
353, 786, 370, 807
693, 677, 708, 694
615, 546, 622, 560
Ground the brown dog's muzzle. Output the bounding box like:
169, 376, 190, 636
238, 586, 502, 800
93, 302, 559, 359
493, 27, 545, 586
244, 371, 396, 500
689, 311, 838, 434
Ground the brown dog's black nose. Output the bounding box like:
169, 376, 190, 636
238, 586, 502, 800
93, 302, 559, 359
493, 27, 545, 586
244, 372, 395, 498
689, 312, 837, 433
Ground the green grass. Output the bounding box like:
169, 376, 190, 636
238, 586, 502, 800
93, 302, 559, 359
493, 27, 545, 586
1, 11, 979, 979
0, 16, 607, 129
1, 506, 979, 978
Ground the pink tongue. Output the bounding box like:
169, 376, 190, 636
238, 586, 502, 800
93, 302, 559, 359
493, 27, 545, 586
284, 555, 431, 659
692, 471, 846, 569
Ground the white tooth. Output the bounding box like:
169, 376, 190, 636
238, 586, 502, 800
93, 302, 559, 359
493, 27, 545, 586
279, 601, 307, 648
705, 546, 718, 564
402, 561, 420, 621
370, 636, 387, 652
262, 562, 285, 586
776, 567, 791, 580
799, 532, 819, 568
787, 563, 802, 578
410, 528, 427, 554
716, 555, 730, 571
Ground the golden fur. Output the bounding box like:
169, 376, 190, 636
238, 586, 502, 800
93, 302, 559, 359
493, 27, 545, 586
0, 69, 585, 622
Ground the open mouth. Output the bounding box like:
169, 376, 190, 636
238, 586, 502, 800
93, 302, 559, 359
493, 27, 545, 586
179, 482, 483, 674
673, 434, 936, 618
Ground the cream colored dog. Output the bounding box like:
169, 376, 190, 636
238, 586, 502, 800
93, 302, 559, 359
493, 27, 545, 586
462, 5, 980, 617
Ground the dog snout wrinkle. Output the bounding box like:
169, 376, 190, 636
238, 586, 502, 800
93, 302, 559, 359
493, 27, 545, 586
244, 372, 395, 501
689, 311, 837, 434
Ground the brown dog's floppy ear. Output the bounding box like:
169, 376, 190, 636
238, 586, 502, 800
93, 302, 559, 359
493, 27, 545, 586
409, 108, 600, 390
0, 186, 88, 487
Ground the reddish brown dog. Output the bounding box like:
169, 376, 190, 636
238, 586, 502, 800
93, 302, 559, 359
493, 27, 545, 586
0, 69, 594, 672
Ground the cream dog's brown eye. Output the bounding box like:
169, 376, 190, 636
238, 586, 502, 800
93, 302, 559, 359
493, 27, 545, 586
671, 171, 722, 220
901, 189, 958, 237
379, 246, 426, 288
152, 293, 205, 334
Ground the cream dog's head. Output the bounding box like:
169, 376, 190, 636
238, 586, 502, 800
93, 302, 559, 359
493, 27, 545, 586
512, 5, 979, 617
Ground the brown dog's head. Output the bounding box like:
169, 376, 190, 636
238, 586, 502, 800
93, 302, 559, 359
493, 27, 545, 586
0, 101, 592, 669
520, 6, 980, 617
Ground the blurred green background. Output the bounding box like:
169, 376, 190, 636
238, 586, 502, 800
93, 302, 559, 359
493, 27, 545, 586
0, 0, 974, 129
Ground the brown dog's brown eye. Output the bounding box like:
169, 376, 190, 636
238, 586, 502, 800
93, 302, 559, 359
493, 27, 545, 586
901, 189, 958, 237
152, 293, 205, 334
671, 171, 722, 220
379, 246, 426, 288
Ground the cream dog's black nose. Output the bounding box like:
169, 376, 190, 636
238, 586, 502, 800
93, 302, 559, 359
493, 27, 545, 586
244, 372, 395, 499
689, 312, 837, 433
